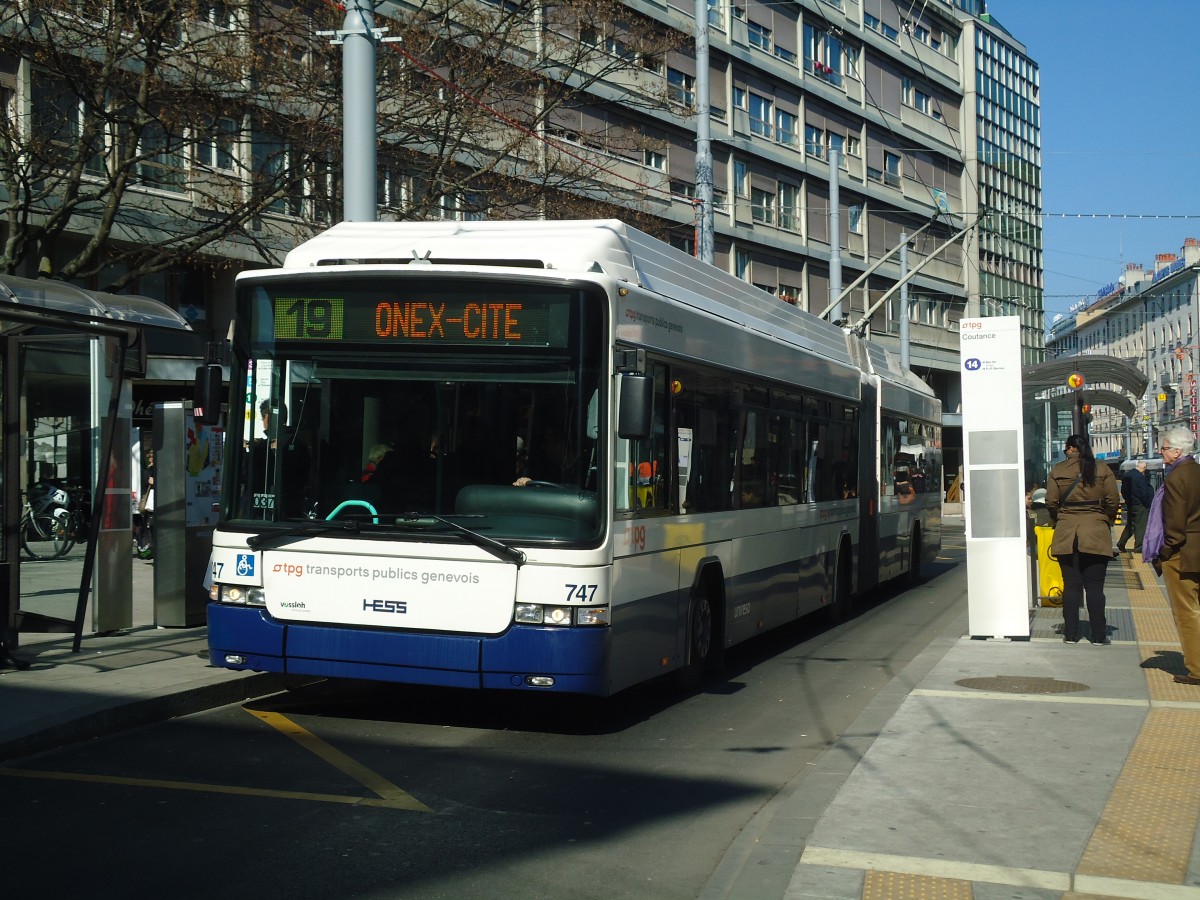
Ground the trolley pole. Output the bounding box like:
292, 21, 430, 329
898, 233, 909, 370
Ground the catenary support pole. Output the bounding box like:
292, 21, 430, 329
828, 149, 841, 321
693, 0, 713, 264
342, 0, 377, 222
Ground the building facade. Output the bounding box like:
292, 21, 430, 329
958, 9, 1043, 366
1046, 239, 1200, 459
1, 0, 1042, 459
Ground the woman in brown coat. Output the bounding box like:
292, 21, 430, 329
1045, 433, 1120, 644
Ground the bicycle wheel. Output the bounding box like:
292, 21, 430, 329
22, 512, 72, 560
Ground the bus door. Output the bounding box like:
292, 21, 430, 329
857, 381, 880, 593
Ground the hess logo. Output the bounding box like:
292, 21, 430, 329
363, 599, 407, 614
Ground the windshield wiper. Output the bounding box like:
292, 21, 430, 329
246, 518, 361, 550
397, 512, 526, 568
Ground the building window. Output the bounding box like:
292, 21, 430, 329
200, 2, 235, 29
735, 249, 750, 280
827, 133, 848, 167
667, 68, 695, 107
643, 149, 666, 171
804, 24, 846, 86
253, 135, 304, 217
195, 115, 237, 171
32, 78, 105, 176
138, 114, 186, 192
751, 186, 775, 225
778, 283, 802, 305
733, 160, 748, 197
848, 203, 862, 233
805, 124, 824, 158
779, 183, 800, 231
748, 92, 772, 138
864, 13, 899, 42
884, 151, 901, 187
775, 110, 797, 147
747, 20, 772, 52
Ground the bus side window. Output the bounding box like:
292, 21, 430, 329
630, 363, 668, 512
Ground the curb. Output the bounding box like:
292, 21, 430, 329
0, 671, 293, 763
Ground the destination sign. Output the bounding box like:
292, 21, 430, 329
269, 290, 565, 347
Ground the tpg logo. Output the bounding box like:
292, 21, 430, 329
272, 563, 304, 577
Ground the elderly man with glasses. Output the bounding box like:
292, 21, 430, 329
1152, 427, 1200, 684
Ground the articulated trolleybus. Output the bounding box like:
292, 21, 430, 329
205, 220, 941, 696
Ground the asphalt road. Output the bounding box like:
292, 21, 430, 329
2, 527, 965, 900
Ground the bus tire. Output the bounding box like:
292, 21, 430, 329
905, 525, 923, 587
677, 589, 715, 691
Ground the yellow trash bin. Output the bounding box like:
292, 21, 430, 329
1035, 524, 1063, 607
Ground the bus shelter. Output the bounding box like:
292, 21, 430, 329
0, 275, 192, 668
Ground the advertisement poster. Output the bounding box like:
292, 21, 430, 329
185, 412, 224, 528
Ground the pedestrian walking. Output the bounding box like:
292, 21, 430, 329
1045, 433, 1120, 644
1144, 427, 1200, 684
1116, 460, 1153, 553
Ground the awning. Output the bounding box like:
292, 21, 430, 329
0, 274, 192, 336
1023, 355, 1148, 400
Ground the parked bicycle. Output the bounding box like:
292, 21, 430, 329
20, 479, 88, 561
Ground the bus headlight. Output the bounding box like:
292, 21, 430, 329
217, 585, 266, 607
514, 604, 609, 626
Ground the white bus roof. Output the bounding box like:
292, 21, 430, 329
277, 219, 936, 412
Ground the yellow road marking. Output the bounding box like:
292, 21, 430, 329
0, 766, 422, 810
0, 708, 432, 813
247, 709, 431, 811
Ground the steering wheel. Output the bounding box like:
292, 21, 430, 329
523, 480, 559, 488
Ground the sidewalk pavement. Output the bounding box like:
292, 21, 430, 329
5, 521, 1200, 900
0, 549, 287, 761
707, 524, 1200, 900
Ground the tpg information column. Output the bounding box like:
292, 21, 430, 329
960, 316, 1030, 638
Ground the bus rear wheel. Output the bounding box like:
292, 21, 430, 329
677, 591, 714, 691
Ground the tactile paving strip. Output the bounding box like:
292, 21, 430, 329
861, 870, 972, 900
1075, 707, 1200, 884
1140, 643, 1200, 703
1131, 607, 1184, 644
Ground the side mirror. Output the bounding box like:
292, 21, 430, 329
617, 373, 654, 440
194, 364, 223, 425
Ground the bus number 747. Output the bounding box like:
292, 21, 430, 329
566, 584, 599, 603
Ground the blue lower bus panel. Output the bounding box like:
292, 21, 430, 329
207, 603, 612, 695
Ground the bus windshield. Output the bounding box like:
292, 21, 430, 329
224, 276, 606, 544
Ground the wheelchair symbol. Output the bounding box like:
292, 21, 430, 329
964, 358, 982, 371
236, 554, 255, 577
